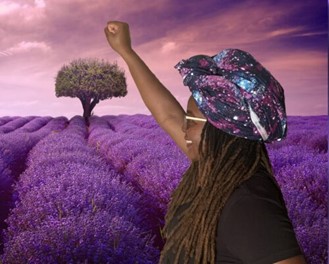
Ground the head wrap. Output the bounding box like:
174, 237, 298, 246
175, 48, 287, 142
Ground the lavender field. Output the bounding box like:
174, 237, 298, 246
0, 114, 327, 264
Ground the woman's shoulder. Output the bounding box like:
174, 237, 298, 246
218, 167, 289, 229
216, 168, 301, 263
226, 167, 284, 209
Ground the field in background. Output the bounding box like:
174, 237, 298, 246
0, 115, 327, 263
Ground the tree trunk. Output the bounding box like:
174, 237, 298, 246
79, 97, 99, 126
79, 97, 90, 126
90, 97, 100, 115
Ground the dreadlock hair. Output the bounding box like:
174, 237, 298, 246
159, 121, 275, 264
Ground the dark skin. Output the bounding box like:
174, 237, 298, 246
104, 21, 307, 264
182, 96, 206, 161
104, 22, 188, 156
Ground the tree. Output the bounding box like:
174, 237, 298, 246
55, 58, 127, 124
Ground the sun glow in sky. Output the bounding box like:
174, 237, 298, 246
0, 0, 327, 117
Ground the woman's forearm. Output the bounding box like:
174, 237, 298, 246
105, 21, 185, 126
105, 21, 187, 154
120, 48, 185, 124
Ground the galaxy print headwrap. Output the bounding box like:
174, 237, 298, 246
175, 49, 287, 142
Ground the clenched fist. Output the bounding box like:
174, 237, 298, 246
104, 21, 132, 56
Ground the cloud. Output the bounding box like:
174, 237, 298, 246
161, 41, 177, 53
266, 27, 305, 38
0, 41, 51, 56
0, 0, 45, 20
293, 31, 328, 37
0, 1, 23, 15
152, 1, 324, 55
0, 0, 326, 117
34, 0, 46, 8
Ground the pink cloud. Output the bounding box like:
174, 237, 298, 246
0, 0, 327, 117
0, 41, 51, 56
0, 1, 23, 15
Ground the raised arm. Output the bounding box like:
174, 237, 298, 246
104, 21, 188, 155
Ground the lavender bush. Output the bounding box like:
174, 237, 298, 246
1, 116, 158, 263
0, 116, 35, 134
88, 115, 189, 248
267, 115, 327, 263
0, 117, 19, 127
0, 114, 327, 263
14, 116, 53, 133
0, 117, 68, 251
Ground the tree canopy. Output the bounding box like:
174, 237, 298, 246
55, 58, 127, 123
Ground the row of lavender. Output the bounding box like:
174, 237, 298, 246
87, 115, 189, 249
1, 116, 159, 263
0, 115, 327, 263
267, 116, 327, 263
0, 115, 196, 263
89, 114, 328, 264
0, 116, 69, 252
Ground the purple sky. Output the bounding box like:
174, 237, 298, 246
0, 0, 327, 117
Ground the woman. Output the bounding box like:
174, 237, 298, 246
104, 21, 306, 264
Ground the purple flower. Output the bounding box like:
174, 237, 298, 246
0, 114, 327, 263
